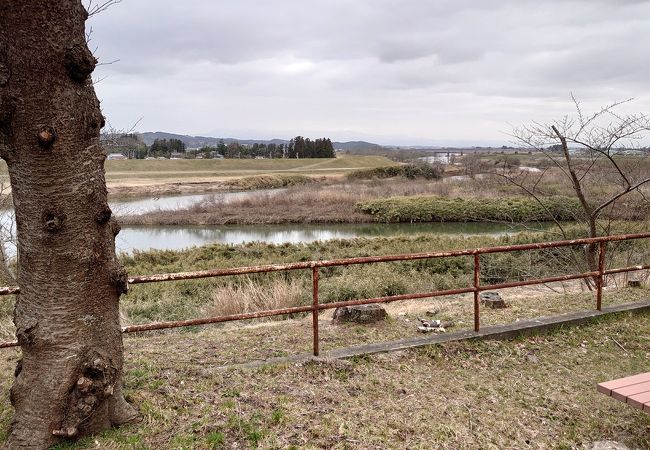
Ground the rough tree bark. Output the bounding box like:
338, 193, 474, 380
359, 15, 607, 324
0, 1, 137, 448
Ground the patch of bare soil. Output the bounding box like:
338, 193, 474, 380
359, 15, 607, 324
107, 180, 231, 199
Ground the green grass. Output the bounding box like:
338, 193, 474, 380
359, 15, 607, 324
357, 195, 582, 223
346, 163, 443, 180
221, 174, 314, 190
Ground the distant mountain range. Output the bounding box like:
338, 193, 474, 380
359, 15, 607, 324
139, 132, 383, 151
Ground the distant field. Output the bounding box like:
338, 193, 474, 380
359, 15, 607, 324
0, 155, 395, 181
0, 155, 398, 196
103, 155, 396, 182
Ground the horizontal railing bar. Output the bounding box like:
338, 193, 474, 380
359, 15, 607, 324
0, 340, 17, 349
604, 264, 650, 275
128, 262, 314, 285
480, 271, 600, 291
122, 304, 317, 333
317, 287, 478, 310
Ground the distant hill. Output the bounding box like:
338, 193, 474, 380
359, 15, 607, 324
139, 132, 382, 151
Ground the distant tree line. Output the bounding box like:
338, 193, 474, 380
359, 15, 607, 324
149, 138, 186, 157
101, 134, 335, 159
198, 136, 335, 159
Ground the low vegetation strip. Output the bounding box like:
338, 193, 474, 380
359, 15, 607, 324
357, 195, 582, 223
221, 174, 314, 190
346, 163, 443, 180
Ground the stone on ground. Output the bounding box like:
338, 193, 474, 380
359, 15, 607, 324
332, 304, 387, 324
627, 279, 642, 288
480, 291, 507, 309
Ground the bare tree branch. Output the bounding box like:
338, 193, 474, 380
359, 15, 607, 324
85, 0, 122, 17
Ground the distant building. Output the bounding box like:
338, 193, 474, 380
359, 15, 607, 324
107, 153, 127, 160
170, 152, 184, 160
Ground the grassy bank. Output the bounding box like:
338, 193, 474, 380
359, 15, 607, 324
357, 195, 582, 223
0, 298, 648, 448
221, 174, 314, 190
119, 168, 649, 226
346, 163, 442, 180
0, 230, 631, 343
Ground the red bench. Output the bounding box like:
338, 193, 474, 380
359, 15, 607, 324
597, 372, 650, 412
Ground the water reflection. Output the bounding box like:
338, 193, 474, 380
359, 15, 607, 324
111, 189, 284, 215
116, 222, 543, 254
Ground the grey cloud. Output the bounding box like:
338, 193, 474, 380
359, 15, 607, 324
89, 0, 650, 144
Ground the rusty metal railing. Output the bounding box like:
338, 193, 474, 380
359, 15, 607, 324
0, 232, 648, 355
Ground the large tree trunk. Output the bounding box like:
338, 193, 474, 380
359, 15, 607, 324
0, 1, 137, 448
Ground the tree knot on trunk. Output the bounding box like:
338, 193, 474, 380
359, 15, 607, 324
63, 42, 97, 83
56, 351, 118, 439
95, 203, 112, 225
37, 125, 56, 149
89, 112, 105, 132
109, 219, 121, 237
42, 208, 66, 232
15, 317, 38, 347
111, 265, 129, 295
13, 358, 22, 378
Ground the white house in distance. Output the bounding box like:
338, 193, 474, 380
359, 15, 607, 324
107, 153, 127, 160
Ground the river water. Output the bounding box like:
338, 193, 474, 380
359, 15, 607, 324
0, 191, 545, 255
114, 222, 536, 254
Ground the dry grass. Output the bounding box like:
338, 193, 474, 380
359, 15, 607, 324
209, 278, 307, 317
134, 282, 650, 367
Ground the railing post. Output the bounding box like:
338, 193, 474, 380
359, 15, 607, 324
596, 241, 606, 311
312, 266, 320, 356
474, 252, 480, 332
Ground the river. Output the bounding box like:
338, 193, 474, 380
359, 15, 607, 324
0, 191, 547, 255
114, 222, 540, 254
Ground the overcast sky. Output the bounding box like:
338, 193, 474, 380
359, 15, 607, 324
89, 0, 650, 146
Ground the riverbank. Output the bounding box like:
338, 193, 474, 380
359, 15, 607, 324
0, 228, 646, 342
118, 166, 649, 226
116, 176, 528, 225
